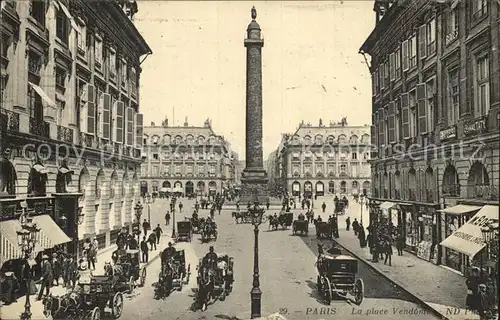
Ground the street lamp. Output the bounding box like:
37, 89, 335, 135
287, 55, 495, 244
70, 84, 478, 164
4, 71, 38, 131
249, 189, 265, 319
171, 196, 177, 239
17, 201, 41, 320
359, 194, 365, 226
134, 202, 143, 242
146, 194, 152, 223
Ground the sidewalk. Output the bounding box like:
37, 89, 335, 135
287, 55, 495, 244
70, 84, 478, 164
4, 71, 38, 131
334, 229, 479, 320
0, 226, 173, 320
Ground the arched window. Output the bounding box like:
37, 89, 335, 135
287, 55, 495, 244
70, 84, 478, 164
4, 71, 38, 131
425, 167, 434, 202
350, 135, 358, 144
326, 135, 335, 144
175, 135, 183, 144
442, 165, 460, 197
95, 169, 104, 199
0, 159, 17, 195
315, 134, 323, 144
467, 162, 490, 199
303, 135, 312, 145
292, 135, 300, 145
163, 134, 171, 145
408, 168, 417, 200
338, 134, 347, 144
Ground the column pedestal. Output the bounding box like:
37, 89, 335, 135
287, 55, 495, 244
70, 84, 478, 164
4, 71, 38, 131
240, 167, 269, 204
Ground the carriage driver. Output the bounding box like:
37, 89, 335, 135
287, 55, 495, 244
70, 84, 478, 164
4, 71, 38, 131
203, 246, 218, 269
326, 242, 342, 255
298, 212, 305, 221
161, 242, 176, 264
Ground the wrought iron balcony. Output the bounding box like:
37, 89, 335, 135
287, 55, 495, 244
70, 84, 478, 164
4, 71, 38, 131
442, 183, 460, 197
57, 125, 74, 144
29, 117, 50, 138
1, 110, 20, 132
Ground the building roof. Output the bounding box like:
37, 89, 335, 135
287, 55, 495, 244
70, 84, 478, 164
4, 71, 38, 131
293, 124, 370, 138
143, 125, 215, 138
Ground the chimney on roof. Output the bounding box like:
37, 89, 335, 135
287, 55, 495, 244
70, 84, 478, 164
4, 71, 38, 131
151, 122, 155, 126
184, 116, 188, 127
162, 117, 168, 127
319, 118, 323, 127
204, 118, 210, 127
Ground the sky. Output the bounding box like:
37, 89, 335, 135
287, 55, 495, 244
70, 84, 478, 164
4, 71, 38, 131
134, 1, 374, 160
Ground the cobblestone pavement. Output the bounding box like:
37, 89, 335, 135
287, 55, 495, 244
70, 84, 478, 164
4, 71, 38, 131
117, 197, 439, 320
335, 198, 480, 320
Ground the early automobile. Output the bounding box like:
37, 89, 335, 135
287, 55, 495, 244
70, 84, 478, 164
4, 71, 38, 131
316, 254, 364, 305
43, 275, 124, 320
107, 249, 147, 293
177, 221, 192, 242
292, 219, 309, 235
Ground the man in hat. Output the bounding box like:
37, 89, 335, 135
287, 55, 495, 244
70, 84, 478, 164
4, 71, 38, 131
76, 258, 92, 285
142, 219, 150, 237
466, 267, 481, 310
203, 246, 218, 269
140, 236, 149, 263
326, 242, 342, 255
51, 252, 61, 286
127, 234, 138, 250
153, 224, 163, 245
37, 255, 53, 300
161, 242, 176, 264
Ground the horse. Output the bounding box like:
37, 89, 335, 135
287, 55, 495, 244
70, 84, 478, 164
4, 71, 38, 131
155, 262, 174, 298
196, 264, 214, 311
201, 223, 217, 241
232, 211, 247, 224
306, 210, 314, 224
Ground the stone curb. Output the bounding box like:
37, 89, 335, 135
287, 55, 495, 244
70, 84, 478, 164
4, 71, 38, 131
334, 241, 449, 320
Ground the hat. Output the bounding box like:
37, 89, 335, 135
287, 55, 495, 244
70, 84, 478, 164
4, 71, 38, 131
471, 266, 480, 272
42, 255, 49, 260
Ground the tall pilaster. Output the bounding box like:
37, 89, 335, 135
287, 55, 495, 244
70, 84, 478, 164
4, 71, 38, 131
241, 6, 268, 203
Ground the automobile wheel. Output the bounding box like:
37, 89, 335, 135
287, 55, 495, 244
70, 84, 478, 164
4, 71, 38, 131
111, 292, 123, 319
90, 307, 101, 320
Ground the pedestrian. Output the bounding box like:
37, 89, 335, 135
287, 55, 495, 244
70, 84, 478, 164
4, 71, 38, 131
383, 238, 393, 266
321, 202, 326, 213
345, 217, 351, 231
396, 233, 404, 256
154, 224, 163, 244
476, 284, 490, 319
179, 201, 183, 213
140, 236, 149, 263
165, 211, 171, 225
88, 240, 97, 271
466, 267, 481, 310
266, 200, 270, 210
352, 218, 359, 235
128, 234, 138, 250
66, 255, 77, 289
92, 237, 99, 254
148, 232, 157, 251
76, 258, 92, 284
37, 255, 53, 300
51, 253, 61, 286
142, 219, 150, 237
358, 224, 366, 248
2, 270, 18, 305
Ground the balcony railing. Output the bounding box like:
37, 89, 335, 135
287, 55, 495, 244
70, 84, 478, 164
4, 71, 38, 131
1, 110, 20, 132
57, 125, 74, 144
442, 183, 460, 197
409, 189, 416, 201
29, 117, 50, 138
468, 184, 499, 200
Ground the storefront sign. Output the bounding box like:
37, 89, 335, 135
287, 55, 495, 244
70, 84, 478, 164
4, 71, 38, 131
439, 125, 456, 141
464, 117, 487, 136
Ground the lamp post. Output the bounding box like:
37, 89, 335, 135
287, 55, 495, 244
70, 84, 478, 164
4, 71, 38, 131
171, 196, 177, 239
249, 190, 265, 319
134, 202, 143, 243
481, 223, 499, 316
17, 201, 41, 320
359, 194, 364, 226
147, 194, 151, 223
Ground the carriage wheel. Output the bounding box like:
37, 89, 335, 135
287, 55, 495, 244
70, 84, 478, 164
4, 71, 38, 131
42, 298, 52, 318
220, 280, 227, 301
90, 307, 101, 320
354, 278, 364, 305
140, 267, 147, 287
261, 215, 268, 223
323, 277, 332, 305
128, 275, 135, 294
111, 292, 124, 319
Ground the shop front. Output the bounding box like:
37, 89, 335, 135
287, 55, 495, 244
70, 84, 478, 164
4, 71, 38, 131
440, 205, 498, 275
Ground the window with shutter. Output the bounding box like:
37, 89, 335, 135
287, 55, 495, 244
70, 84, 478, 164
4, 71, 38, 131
371, 113, 378, 147
419, 25, 427, 59
134, 113, 144, 148
375, 69, 379, 94
102, 94, 111, 139
401, 93, 410, 139
125, 107, 134, 146
378, 108, 386, 148
388, 101, 396, 143
402, 40, 409, 71
416, 83, 427, 134
389, 53, 395, 81
86, 84, 95, 135
380, 63, 385, 89
114, 101, 124, 143
395, 97, 401, 142
372, 72, 376, 96
395, 48, 401, 80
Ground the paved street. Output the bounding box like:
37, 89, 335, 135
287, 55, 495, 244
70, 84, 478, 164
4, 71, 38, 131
117, 197, 439, 320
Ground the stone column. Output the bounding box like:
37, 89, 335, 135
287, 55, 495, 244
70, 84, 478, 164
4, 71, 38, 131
240, 7, 269, 203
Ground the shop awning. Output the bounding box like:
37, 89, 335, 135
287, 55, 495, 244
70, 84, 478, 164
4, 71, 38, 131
28, 82, 56, 108
380, 201, 397, 210
32, 215, 71, 250
440, 205, 499, 257
0, 220, 44, 266
438, 204, 481, 215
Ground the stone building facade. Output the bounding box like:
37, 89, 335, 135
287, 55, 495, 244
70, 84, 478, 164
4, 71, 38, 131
361, 0, 499, 274
270, 119, 372, 198
0, 0, 150, 256
140, 118, 237, 197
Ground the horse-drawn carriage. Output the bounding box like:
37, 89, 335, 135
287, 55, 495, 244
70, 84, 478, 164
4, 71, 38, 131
154, 249, 190, 298
315, 221, 332, 239
107, 249, 146, 293
177, 221, 192, 242
292, 219, 309, 235
269, 213, 294, 230
43, 276, 124, 319
196, 254, 234, 311
201, 221, 218, 241
316, 254, 364, 305
335, 199, 348, 215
